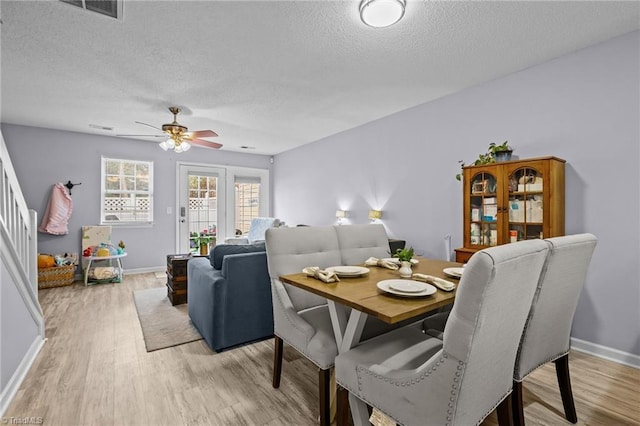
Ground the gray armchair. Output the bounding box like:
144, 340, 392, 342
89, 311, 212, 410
335, 239, 550, 426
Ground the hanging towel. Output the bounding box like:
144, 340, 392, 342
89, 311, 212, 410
38, 183, 73, 235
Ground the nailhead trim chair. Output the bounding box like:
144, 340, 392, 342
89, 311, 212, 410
512, 233, 597, 425
335, 239, 550, 426
334, 223, 390, 264
265, 224, 417, 425
423, 234, 598, 425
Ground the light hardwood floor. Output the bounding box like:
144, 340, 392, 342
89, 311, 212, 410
5, 273, 639, 425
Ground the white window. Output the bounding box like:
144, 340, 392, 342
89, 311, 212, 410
101, 157, 153, 225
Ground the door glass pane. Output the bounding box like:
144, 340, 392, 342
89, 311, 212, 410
188, 174, 218, 253
235, 181, 260, 236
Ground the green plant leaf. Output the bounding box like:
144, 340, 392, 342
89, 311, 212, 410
393, 247, 414, 262
457, 141, 512, 179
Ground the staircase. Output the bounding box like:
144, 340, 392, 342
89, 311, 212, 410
0, 130, 44, 415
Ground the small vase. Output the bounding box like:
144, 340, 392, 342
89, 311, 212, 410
399, 261, 412, 278
200, 244, 209, 256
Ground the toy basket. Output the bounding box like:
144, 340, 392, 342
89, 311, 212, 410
38, 265, 76, 289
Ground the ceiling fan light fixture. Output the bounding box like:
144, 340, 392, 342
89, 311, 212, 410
359, 0, 405, 28
144, 106, 223, 153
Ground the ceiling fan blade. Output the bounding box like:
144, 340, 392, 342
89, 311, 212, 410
135, 121, 163, 131
189, 138, 223, 149
187, 130, 218, 138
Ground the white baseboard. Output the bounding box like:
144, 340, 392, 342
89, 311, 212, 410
0, 336, 46, 417
571, 337, 640, 369
123, 266, 165, 275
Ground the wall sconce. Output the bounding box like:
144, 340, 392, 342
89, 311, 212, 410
336, 210, 347, 224
368, 209, 382, 221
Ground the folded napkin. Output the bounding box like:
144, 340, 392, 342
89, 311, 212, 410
412, 273, 456, 291
369, 408, 396, 426
364, 257, 399, 270
302, 266, 340, 283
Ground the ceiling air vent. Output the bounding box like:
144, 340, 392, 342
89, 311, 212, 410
60, 0, 122, 20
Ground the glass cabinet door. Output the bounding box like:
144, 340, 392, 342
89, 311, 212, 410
469, 171, 499, 247
507, 166, 544, 242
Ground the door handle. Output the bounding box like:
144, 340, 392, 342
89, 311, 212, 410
180, 207, 186, 217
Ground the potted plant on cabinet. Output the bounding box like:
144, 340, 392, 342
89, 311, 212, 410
393, 247, 414, 278
488, 140, 513, 162
456, 140, 514, 180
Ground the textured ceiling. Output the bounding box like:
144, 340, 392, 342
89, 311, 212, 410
1, 1, 638, 155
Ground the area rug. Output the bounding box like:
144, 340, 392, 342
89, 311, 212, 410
133, 287, 202, 352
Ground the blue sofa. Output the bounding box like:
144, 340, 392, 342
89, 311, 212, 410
187, 242, 274, 352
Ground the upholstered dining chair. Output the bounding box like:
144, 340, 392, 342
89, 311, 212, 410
334, 223, 390, 265
512, 233, 597, 425
265, 225, 416, 425
335, 239, 550, 426
265, 226, 344, 426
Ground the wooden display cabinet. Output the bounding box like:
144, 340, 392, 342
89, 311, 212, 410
455, 156, 565, 263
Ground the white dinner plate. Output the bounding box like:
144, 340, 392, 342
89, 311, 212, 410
443, 267, 465, 279
382, 258, 419, 265
377, 280, 436, 297
325, 266, 370, 277
388, 280, 427, 293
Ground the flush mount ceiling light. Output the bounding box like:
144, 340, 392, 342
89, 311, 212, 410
359, 0, 406, 28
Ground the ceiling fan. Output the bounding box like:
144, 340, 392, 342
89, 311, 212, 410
118, 106, 222, 152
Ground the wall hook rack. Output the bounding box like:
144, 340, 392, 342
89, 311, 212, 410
64, 180, 82, 195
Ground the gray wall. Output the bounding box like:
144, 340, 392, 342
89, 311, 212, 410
1, 124, 272, 270
273, 31, 640, 355
1, 257, 39, 390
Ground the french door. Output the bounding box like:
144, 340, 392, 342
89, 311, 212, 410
176, 163, 270, 253
177, 164, 227, 254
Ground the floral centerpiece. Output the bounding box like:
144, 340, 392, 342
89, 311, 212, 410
392, 247, 414, 262
392, 247, 414, 278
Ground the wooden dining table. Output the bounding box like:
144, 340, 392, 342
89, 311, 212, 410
279, 256, 462, 353
279, 256, 463, 425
